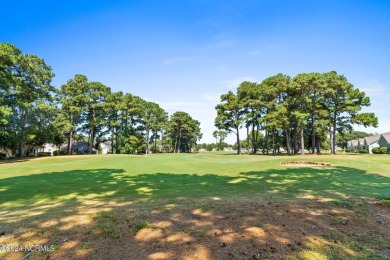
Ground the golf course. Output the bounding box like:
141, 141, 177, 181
1, 153, 389, 259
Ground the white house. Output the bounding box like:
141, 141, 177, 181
100, 142, 112, 154
363, 134, 381, 154
378, 132, 390, 154
31, 143, 59, 155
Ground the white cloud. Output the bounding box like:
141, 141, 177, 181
162, 57, 192, 65
222, 76, 258, 89
247, 49, 268, 56
202, 94, 220, 101
358, 79, 387, 97
198, 40, 235, 51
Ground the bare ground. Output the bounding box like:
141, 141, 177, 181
1, 196, 389, 259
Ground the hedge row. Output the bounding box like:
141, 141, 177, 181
372, 147, 388, 154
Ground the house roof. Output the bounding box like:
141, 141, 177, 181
380, 132, 390, 143
364, 134, 381, 145
351, 140, 358, 146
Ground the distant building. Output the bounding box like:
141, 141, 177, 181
357, 138, 365, 151
363, 134, 381, 154
378, 132, 390, 154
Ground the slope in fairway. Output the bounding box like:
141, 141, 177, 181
0, 153, 389, 259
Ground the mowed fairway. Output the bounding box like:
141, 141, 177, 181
1, 153, 389, 259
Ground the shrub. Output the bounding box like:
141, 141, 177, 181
28, 152, 36, 157
372, 147, 380, 154
38, 152, 51, 157
380, 147, 388, 154
0, 152, 6, 160
358, 150, 368, 154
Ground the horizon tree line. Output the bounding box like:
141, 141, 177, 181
0, 43, 202, 158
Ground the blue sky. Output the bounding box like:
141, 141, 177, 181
2, 0, 390, 143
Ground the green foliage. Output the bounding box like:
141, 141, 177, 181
372, 147, 380, 154
27, 152, 35, 157
53, 150, 67, 156
215, 91, 244, 154
379, 147, 388, 154
166, 111, 202, 153
358, 150, 368, 154
38, 152, 51, 157
0, 152, 6, 160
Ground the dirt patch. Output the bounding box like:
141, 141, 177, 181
281, 161, 332, 166
1, 197, 389, 259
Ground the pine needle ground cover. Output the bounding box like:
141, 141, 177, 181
0, 153, 389, 259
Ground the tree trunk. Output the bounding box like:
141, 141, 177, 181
174, 133, 178, 153
251, 124, 256, 154
332, 111, 337, 154
300, 126, 305, 155
254, 124, 259, 154
18, 109, 29, 158
246, 124, 250, 154
272, 130, 275, 156
67, 127, 73, 155
293, 128, 298, 154
316, 136, 321, 154
265, 130, 269, 154
154, 130, 158, 153
311, 114, 315, 154
236, 127, 241, 155
285, 129, 291, 155
145, 127, 150, 155
329, 112, 334, 154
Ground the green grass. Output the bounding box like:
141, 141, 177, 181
0, 153, 389, 209
0, 152, 389, 259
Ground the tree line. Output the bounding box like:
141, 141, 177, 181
215, 73, 378, 155
0, 43, 202, 157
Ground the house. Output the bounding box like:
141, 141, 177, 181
363, 134, 381, 154
29, 143, 59, 156
198, 148, 207, 152
100, 141, 112, 154
347, 140, 352, 150
349, 139, 358, 151
223, 147, 233, 151
357, 138, 365, 151
73, 141, 91, 154
378, 132, 390, 154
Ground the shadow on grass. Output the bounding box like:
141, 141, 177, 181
0, 165, 389, 259
1, 166, 389, 209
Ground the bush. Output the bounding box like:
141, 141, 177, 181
358, 150, 368, 154
380, 147, 388, 154
0, 152, 6, 160
38, 152, 51, 157
28, 152, 36, 157
372, 147, 380, 154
